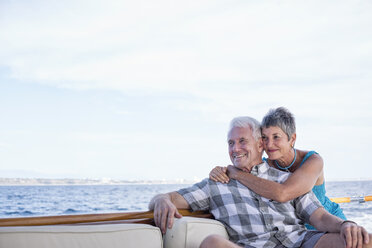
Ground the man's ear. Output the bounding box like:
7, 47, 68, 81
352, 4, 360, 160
290, 133, 296, 147
258, 137, 264, 152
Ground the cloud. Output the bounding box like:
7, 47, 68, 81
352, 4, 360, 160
1, 0, 371, 97
1, 0, 371, 131
0, 142, 11, 149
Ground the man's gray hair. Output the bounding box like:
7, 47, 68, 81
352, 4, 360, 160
261, 107, 296, 140
228, 116, 262, 141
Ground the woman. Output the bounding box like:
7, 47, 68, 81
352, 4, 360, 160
209, 107, 346, 228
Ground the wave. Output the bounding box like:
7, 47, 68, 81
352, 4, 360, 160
114, 207, 129, 211
3, 210, 34, 216
63, 208, 80, 214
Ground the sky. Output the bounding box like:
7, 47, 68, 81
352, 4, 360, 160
0, 0, 371, 181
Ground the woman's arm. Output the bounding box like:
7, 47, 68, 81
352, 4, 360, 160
227, 154, 324, 202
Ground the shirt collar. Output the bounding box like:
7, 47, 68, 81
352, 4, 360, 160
250, 160, 269, 176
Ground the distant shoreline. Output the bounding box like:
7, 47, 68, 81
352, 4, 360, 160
0, 178, 198, 186
0, 177, 371, 186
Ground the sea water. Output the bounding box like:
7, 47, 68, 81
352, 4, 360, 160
1, 181, 371, 231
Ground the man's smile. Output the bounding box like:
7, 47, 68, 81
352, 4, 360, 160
234, 153, 246, 159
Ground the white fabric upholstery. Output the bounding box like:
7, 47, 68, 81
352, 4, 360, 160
163, 217, 229, 248
0, 223, 163, 248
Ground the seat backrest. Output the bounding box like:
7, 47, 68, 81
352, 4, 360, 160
163, 217, 229, 248
0, 223, 163, 248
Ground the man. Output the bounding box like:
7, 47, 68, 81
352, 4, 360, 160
149, 117, 371, 248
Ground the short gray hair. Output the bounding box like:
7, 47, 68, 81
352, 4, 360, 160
228, 116, 262, 141
261, 107, 296, 140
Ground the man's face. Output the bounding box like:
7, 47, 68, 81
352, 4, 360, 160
228, 126, 263, 172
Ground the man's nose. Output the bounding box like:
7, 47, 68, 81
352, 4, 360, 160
232, 143, 240, 152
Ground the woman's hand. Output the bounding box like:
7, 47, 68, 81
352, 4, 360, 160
209, 166, 230, 183
226, 165, 242, 180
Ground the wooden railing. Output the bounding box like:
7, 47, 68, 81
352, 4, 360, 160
0, 209, 212, 227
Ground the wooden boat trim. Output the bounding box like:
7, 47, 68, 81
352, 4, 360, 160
0, 210, 212, 227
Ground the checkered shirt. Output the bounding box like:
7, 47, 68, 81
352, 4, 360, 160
177, 161, 322, 248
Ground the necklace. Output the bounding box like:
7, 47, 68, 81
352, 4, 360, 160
275, 148, 297, 172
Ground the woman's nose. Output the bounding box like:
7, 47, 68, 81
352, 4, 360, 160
265, 138, 272, 147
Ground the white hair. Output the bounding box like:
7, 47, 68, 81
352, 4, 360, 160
228, 116, 262, 141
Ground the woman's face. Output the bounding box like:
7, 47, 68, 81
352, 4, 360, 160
261, 126, 295, 160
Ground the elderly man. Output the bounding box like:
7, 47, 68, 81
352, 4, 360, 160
149, 117, 371, 248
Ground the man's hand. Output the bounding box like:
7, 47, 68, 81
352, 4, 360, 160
152, 194, 183, 234
209, 166, 229, 183
340, 221, 370, 248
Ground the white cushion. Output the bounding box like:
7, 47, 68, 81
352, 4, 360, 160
0, 223, 162, 248
163, 217, 229, 248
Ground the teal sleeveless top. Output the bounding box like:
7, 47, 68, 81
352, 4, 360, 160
300, 151, 346, 229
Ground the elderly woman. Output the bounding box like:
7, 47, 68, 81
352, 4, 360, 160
209, 107, 346, 228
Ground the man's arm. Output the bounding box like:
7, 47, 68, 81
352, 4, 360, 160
309, 207, 343, 232
148, 191, 190, 234
309, 208, 370, 247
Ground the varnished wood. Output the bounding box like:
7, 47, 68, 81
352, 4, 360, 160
0, 209, 212, 227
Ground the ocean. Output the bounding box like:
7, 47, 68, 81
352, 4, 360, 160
1, 180, 371, 231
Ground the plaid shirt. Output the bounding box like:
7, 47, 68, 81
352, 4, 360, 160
177, 161, 322, 248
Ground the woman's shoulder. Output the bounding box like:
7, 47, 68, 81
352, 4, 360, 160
295, 149, 324, 183
296, 149, 323, 170
297, 149, 322, 160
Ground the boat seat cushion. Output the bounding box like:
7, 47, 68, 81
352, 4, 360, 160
163, 217, 229, 248
0, 223, 163, 248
